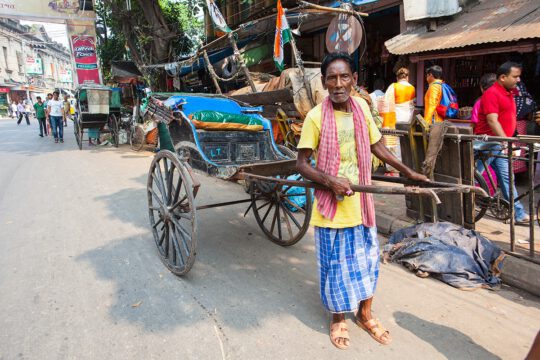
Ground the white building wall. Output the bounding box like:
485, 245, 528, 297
0, 19, 74, 92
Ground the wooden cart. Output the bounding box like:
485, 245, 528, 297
73, 85, 118, 150
145, 93, 485, 276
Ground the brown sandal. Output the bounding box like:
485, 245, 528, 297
355, 318, 392, 345
330, 321, 350, 350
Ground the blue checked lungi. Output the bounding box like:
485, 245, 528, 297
315, 225, 379, 313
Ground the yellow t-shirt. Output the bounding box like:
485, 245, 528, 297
297, 97, 382, 228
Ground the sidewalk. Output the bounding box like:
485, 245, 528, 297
373, 180, 540, 296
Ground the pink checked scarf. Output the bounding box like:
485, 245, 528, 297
315, 96, 376, 227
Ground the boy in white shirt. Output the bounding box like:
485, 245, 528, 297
47, 91, 65, 143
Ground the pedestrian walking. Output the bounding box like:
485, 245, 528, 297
295, 53, 428, 350
34, 96, 47, 137
424, 65, 444, 123
47, 91, 64, 143
470, 73, 497, 129
10, 102, 18, 119
62, 94, 70, 127
25, 101, 32, 117
386, 67, 416, 125
44, 93, 53, 136
474, 61, 530, 224
424, 65, 459, 123
383, 67, 416, 174
16, 100, 29, 125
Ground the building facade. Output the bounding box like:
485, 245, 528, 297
0, 17, 74, 114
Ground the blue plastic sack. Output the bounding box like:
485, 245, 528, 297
284, 174, 313, 212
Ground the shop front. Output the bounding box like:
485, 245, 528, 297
385, 0, 540, 108
385, 0, 540, 175
0, 87, 10, 115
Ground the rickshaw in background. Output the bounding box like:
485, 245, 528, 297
109, 61, 151, 151
73, 84, 118, 150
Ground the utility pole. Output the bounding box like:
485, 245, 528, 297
21, 39, 31, 103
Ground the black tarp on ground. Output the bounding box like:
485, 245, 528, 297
386, 222, 505, 290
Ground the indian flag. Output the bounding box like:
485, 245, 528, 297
273, 0, 291, 72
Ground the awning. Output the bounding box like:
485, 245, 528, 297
385, 0, 540, 56
111, 61, 144, 81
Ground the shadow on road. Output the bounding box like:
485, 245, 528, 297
76, 189, 326, 337
394, 311, 502, 360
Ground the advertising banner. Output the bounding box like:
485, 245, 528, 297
66, 19, 101, 86
0, 0, 95, 22
25, 56, 43, 75
71, 35, 100, 85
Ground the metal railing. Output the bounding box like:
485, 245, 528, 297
382, 128, 539, 263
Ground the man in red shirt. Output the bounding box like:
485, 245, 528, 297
474, 62, 528, 223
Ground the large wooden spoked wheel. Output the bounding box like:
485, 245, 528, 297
250, 147, 312, 246
108, 113, 119, 147
147, 150, 197, 276
74, 118, 82, 150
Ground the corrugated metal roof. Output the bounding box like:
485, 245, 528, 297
385, 0, 540, 55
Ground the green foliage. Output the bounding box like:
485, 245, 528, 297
95, 0, 126, 82
97, 36, 125, 82
159, 0, 205, 57
95, 0, 204, 84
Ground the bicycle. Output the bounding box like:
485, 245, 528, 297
129, 113, 159, 152
474, 142, 539, 226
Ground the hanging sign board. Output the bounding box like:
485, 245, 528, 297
59, 67, 73, 83
25, 57, 43, 74
325, 14, 363, 54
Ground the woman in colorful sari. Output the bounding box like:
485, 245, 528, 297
381, 67, 415, 175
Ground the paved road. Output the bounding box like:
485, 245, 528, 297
1, 118, 539, 360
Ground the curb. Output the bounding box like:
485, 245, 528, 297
500, 256, 540, 297
376, 212, 414, 236
376, 212, 540, 297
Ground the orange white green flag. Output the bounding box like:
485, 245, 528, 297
206, 0, 231, 33
273, 0, 291, 71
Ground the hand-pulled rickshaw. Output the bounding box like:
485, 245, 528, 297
144, 93, 486, 277
109, 61, 147, 148
73, 85, 118, 150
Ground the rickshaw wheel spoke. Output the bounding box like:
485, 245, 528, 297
280, 203, 294, 240
280, 203, 302, 230
250, 176, 312, 247
261, 202, 274, 223
154, 162, 169, 204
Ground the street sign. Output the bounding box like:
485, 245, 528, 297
325, 14, 363, 54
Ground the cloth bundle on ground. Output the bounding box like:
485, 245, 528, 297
189, 110, 263, 132
385, 222, 505, 290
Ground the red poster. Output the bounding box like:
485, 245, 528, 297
71, 35, 101, 85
